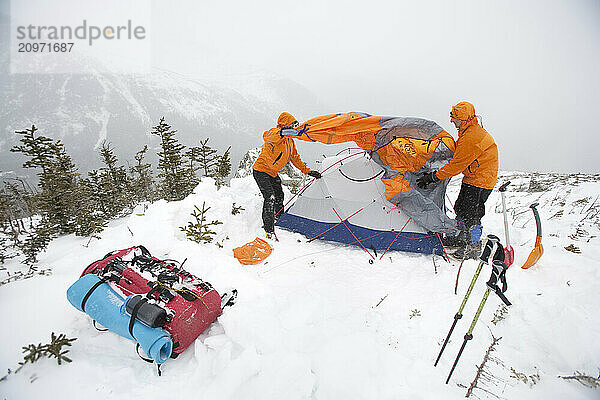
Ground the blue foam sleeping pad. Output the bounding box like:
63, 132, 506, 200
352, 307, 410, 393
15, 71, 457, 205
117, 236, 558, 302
67, 274, 173, 364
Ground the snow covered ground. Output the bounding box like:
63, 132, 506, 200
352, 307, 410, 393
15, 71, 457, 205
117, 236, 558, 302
1, 171, 599, 399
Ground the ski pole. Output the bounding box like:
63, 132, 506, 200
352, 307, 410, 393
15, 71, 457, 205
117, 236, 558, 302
434, 235, 500, 367
445, 259, 511, 384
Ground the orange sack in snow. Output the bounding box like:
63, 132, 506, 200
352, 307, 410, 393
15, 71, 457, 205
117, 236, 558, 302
233, 237, 273, 265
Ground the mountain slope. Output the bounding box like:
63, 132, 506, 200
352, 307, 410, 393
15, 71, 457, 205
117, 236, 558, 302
1, 66, 323, 176
0, 171, 599, 399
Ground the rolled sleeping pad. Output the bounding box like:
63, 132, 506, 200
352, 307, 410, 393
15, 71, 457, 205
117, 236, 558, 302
66, 274, 173, 364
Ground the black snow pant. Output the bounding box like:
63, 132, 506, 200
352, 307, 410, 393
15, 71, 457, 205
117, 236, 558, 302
454, 182, 493, 229
253, 169, 284, 233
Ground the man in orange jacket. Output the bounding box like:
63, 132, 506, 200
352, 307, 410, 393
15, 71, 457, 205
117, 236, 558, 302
253, 112, 321, 240
416, 102, 498, 258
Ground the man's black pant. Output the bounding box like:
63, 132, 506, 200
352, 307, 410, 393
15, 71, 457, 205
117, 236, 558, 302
454, 182, 493, 228
253, 169, 284, 233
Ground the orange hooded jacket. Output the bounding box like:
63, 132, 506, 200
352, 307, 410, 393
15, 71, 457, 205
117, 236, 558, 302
436, 102, 498, 189
253, 112, 311, 177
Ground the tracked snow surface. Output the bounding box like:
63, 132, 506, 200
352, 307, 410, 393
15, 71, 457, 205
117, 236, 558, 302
1, 171, 599, 399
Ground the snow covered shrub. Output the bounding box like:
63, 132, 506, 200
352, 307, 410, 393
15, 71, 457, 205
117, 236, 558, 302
179, 202, 223, 243
0, 332, 76, 382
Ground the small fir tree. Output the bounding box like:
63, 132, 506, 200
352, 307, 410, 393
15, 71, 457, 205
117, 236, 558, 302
179, 202, 223, 243
18, 221, 53, 265
0, 234, 8, 264
214, 146, 232, 188
11, 125, 86, 261
39, 146, 80, 234
97, 141, 132, 217
231, 202, 244, 215
12, 126, 80, 235
184, 147, 201, 190
0, 332, 77, 382
2, 179, 35, 226
72, 177, 108, 237
151, 117, 190, 201
0, 183, 29, 242
130, 145, 155, 203
11, 125, 59, 173
193, 138, 219, 178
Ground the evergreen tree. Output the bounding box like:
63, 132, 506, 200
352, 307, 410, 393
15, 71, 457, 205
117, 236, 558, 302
214, 146, 232, 188
73, 175, 108, 237
151, 117, 190, 201
179, 202, 222, 243
184, 147, 201, 191
12, 126, 80, 235
0, 188, 10, 232
193, 138, 219, 178
18, 219, 53, 265
11, 125, 59, 173
11, 125, 82, 261
0, 179, 36, 262
0, 189, 13, 263
0, 233, 8, 264
97, 141, 132, 217
39, 146, 80, 234
130, 145, 155, 203
0, 181, 32, 238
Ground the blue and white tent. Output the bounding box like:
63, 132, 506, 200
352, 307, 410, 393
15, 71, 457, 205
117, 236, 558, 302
276, 150, 449, 256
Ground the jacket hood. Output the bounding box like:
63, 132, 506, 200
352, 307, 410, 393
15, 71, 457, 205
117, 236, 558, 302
277, 112, 298, 128
451, 102, 479, 134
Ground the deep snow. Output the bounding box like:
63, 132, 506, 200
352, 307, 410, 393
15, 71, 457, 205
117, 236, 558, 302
1, 172, 599, 399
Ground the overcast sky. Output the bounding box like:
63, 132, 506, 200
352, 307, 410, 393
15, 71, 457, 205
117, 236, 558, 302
4, 0, 600, 173
147, 0, 600, 173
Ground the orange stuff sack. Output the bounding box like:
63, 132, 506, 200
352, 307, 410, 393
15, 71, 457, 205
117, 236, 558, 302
233, 237, 273, 265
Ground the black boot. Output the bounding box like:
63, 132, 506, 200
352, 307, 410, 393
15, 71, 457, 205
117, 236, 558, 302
442, 233, 463, 248
453, 240, 482, 260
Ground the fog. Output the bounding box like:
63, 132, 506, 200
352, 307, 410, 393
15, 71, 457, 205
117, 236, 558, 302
149, 0, 600, 173
3, 0, 600, 173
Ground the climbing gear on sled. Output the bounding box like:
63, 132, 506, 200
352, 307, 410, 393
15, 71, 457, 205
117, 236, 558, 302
67, 246, 234, 374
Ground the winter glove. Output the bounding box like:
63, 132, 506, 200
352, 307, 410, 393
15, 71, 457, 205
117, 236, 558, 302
308, 170, 322, 179
416, 171, 439, 189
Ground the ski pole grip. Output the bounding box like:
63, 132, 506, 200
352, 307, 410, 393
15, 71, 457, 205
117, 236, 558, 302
479, 235, 499, 264
498, 181, 511, 192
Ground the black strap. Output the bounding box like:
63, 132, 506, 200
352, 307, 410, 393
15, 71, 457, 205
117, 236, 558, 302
494, 289, 512, 306
93, 320, 109, 332
81, 276, 110, 312
135, 343, 154, 363
499, 268, 508, 293
135, 337, 163, 377
138, 245, 151, 256
486, 261, 511, 306
494, 268, 511, 306
128, 297, 148, 339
